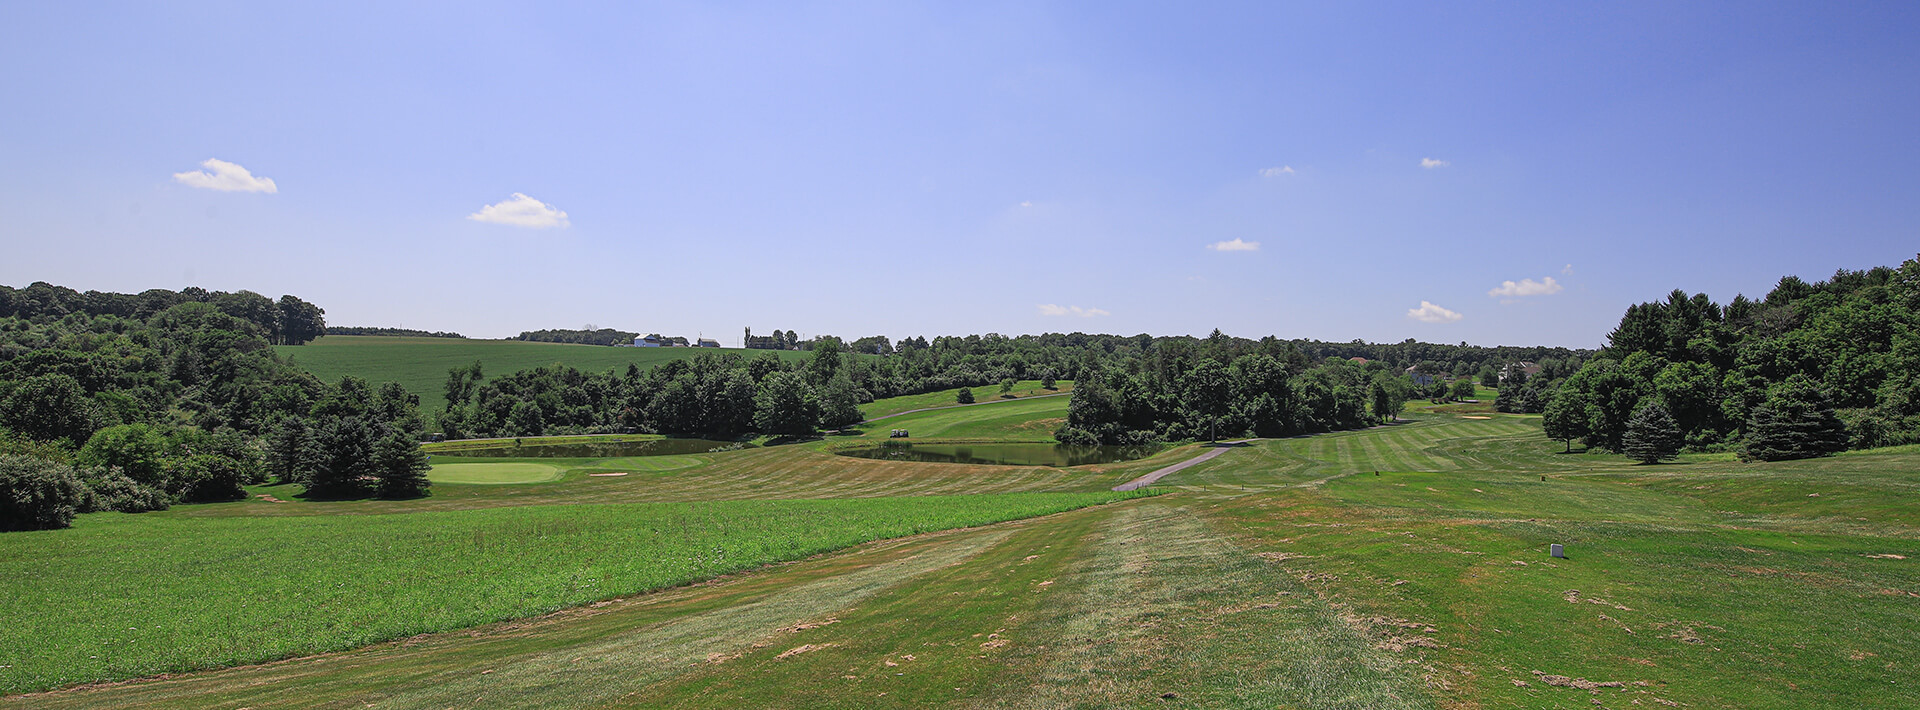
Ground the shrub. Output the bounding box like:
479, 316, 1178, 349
956, 388, 975, 404
0, 455, 87, 531
78, 467, 171, 514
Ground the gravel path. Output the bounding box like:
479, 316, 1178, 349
1112, 440, 1259, 491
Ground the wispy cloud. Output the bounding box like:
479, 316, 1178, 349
172, 158, 277, 193
468, 193, 570, 229
1420, 157, 1449, 169
1562, 263, 1574, 275
1259, 166, 1295, 177
1487, 276, 1564, 298
1038, 304, 1110, 318
1207, 238, 1260, 252
1019, 201, 1033, 207
1407, 301, 1463, 323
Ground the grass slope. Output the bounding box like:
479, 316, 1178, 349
859, 380, 1073, 421
19, 408, 1920, 709
0, 492, 1148, 695
272, 336, 819, 412
852, 395, 1071, 440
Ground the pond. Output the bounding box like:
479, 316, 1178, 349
432, 438, 748, 459
836, 442, 1157, 467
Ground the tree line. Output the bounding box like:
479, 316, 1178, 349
1, 284, 431, 531
329, 326, 465, 338
2, 281, 326, 346
513, 328, 639, 345
1537, 254, 1920, 462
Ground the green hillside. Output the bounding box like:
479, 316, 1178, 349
273, 336, 816, 412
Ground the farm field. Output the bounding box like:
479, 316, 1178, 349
0, 493, 1148, 696
271, 336, 823, 412
12, 407, 1920, 708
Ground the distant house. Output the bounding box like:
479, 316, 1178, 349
1500, 361, 1543, 382
1348, 357, 1369, 364
634, 335, 663, 347
1405, 365, 1436, 387
665, 336, 690, 347
697, 338, 720, 348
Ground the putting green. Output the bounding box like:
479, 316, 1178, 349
427, 462, 567, 485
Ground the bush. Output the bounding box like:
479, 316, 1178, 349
78, 467, 171, 514
956, 388, 975, 404
0, 455, 87, 531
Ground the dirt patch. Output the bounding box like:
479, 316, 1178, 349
780, 618, 840, 633
1258, 551, 1314, 563
1460, 416, 1492, 420
1865, 553, 1908, 560
253, 494, 288, 503
775, 643, 838, 660
588, 472, 628, 477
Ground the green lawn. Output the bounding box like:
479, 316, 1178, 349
851, 394, 1070, 440
858, 380, 1073, 421
273, 336, 823, 412
426, 461, 566, 484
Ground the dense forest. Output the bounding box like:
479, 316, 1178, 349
0, 283, 430, 531
1538, 254, 1920, 461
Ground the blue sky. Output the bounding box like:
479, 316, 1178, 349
3, 2, 1916, 347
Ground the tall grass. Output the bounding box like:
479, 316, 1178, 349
0, 492, 1148, 694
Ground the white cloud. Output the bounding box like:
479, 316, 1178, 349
1562, 263, 1574, 275
467, 193, 570, 229
1407, 300, 1463, 323
1207, 238, 1260, 252
1259, 166, 1295, 177
172, 158, 277, 193
1487, 276, 1564, 297
1020, 201, 1033, 207
1038, 304, 1110, 318
1420, 157, 1449, 169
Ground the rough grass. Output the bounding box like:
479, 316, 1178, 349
0, 492, 1150, 695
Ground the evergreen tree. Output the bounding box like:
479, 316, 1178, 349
1622, 403, 1683, 464
309, 417, 376, 496
265, 417, 319, 484
1742, 379, 1850, 461
372, 428, 431, 499
956, 387, 975, 404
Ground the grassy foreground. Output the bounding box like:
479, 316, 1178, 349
0, 492, 1149, 695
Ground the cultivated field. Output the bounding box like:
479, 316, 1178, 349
10, 397, 1919, 708
271, 336, 821, 411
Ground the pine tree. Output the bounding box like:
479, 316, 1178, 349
956, 387, 975, 404
372, 427, 432, 499
1622, 403, 1683, 464
1742, 379, 1849, 461
266, 417, 319, 485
